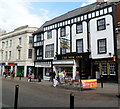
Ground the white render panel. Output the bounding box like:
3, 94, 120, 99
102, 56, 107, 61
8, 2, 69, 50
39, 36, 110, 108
44, 30, 56, 59
90, 15, 114, 59
72, 21, 88, 53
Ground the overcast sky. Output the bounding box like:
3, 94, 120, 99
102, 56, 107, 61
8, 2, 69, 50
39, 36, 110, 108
0, 0, 107, 32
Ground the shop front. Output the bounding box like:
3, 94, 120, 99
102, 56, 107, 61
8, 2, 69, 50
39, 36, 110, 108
92, 59, 117, 82
35, 60, 53, 80
56, 52, 91, 80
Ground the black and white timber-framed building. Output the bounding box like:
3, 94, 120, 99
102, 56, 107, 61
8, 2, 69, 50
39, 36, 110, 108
33, 1, 120, 82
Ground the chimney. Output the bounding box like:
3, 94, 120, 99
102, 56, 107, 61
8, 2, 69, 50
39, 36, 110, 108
97, 0, 104, 4
97, 0, 104, 3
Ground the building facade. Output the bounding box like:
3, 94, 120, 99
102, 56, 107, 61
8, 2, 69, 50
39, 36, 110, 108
33, 2, 120, 82
0, 25, 37, 77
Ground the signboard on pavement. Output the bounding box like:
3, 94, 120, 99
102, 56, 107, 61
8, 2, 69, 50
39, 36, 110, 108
81, 79, 98, 89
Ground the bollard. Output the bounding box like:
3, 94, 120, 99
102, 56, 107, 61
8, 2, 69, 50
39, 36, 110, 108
14, 85, 19, 109
70, 92, 74, 109
100, 75, 103, 88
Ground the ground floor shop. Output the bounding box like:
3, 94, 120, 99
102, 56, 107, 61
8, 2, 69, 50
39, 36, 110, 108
0, 62, 35, 77
92, 59, 117, 82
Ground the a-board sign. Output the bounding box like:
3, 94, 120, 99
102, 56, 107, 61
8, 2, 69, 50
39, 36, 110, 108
81, 79, 98, 89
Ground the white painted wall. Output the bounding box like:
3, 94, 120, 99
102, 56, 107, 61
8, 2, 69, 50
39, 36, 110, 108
90, 15, 114, 59
44, 29, 56, 59
72, 21, 88, 53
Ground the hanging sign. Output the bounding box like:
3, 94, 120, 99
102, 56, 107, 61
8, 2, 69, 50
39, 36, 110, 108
81, 79, 98, 89
60, 37, 70, 49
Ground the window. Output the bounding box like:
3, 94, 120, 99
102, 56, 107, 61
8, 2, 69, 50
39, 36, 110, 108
97, 18, 106, 31
76, 23, 83, 34
5, 51, 8, 60
2, 42, 5, 48
28, 49, 32, 58
37, 34, 43, 41
37, 48, 42, 56
29, 36, 33, 43
6, 41, 8, 48
1, 52, 3, 60
9, 51, 11, 60
45, 44, 54, 58
60, 48, 66, 54
47, 30, 52, 39
110, 63, 116, 75
10, 40, 12, 47
101, 64, 107, 75
98, 39, 107, 54
61, 27, 66, 37
19, 38, 22, 45
18, 50, 21, 59
76, 39, 83, 53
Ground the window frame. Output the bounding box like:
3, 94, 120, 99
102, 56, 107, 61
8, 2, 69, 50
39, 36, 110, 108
76, 39, 83, 53
28, 49, 32, 59
47, 30, 52, 39
97, 18, 106, 31
98, 38, 107, 54
45, 44, 54, 58
60, 27, 66, 37
76, 23, 83, 34
60, 48, 66, 55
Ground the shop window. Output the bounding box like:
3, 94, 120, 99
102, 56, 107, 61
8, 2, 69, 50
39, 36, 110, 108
45, 68, 51, 76
101, 64, 107, 75
45, 44, 54, 58
110, 63, 116, 75
97, 18, 106, 31
98, 39, 107, 54
76, 39, 83, 53
76, 23, 83, 34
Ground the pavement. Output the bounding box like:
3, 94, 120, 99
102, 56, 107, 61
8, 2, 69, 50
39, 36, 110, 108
2, 76, 119, 95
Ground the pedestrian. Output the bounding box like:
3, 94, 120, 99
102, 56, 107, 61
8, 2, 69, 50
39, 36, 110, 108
53, 77, 59, 87
49, 69, 53, 83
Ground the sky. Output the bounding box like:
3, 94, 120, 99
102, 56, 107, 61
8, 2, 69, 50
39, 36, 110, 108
0, 0, 107, 32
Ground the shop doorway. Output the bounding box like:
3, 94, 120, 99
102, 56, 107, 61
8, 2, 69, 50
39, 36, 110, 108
17, 66, 24, 77
37, 67, 43, 79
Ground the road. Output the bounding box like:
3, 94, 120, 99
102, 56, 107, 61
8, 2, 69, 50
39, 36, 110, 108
1, 77, 119, 108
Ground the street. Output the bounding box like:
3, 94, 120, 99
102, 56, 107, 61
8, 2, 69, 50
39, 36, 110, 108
1, 77, 119, 108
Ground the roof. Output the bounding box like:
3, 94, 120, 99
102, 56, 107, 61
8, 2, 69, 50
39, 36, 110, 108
34, 2, 113, 34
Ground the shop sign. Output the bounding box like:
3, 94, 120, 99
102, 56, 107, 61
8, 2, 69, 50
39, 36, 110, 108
61, 55, 83, 59
8, 63, 17, 66
35, 62, 52, 68
81, 79, 98, 89
0, 63, 5, 65
53, 60, 74, 65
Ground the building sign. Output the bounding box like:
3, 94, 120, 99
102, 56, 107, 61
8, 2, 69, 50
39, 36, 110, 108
60, 37, 70, 49
35, 62, 52, 68
0, 63, 5, 65
81, 79, 98, 89
53, 60, 74, 65
8, 63, 17, 66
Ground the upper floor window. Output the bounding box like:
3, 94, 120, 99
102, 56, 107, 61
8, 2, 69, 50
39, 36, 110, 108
76, 23, 83, 34
98, 39, 107, 54
60, 48, 66, 55
6, 41, 8, 48
76, 39, 83, 53
37, 34, 43, 41
9, 51, 12, 60
37, 48, 42, 56
97, 18, 106, 31
19, 38, 22, 45
61, 27, 66, 37
47, 30, 52, 39
5, 51, 8, 60
29, 36, 33, 44
45, 44, 54, 58
10, 40, 12, 47
18, 50, 21, 59
2, 42, 5, 48
28, 49, 32, 58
